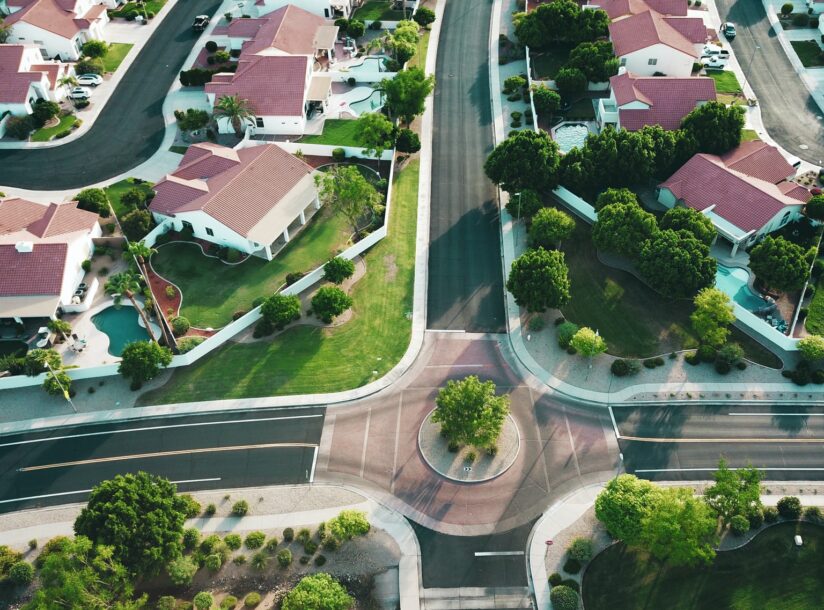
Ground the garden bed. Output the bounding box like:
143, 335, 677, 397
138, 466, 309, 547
30, 113, 79, 142
791, 40, 824, 68
529, 43, 574, 80
104, 177, 155, 219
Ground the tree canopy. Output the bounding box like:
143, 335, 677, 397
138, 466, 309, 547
260, 294, 301, 330
315, 165, 384, 235
529, 207, 575, 249
513, 1, 609, 48
281, 573, 352, 610
484, 130, 561, 194
311, 285, 353, 323
506, 189, 543, 220
433, 376, 510, 449
323, 256, 356, 284
681, 101, 745, 155
382, 67, 435, 124
554, 67, 587, 100
691, 287, 735, 347
660, 207, 716, 246
638, 229, 716, 298
74, 472, 189, 577
570, 327, 607, 360
592, 202, 658, 260
806, 194, 824, 221
798, 334, 824, 361
354, 112, 395, 160
506, 247, 571, 312
531, 85, 561, 118
595, 475, 659, 544
704, 459, 763, 524
565, 40, 619, 83
594, 187, 638, 211
118, 341, 172, 388
748, 236, 813, 292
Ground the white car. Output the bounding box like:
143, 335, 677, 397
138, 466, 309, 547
701, 44, 730, 60
701, 56, 728, 69
76, 73, 102, 87
68, 86, 91, 100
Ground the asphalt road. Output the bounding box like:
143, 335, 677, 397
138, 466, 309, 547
716, 0, 824, 164
0, 408, 324, 512
614, 404, 824, 481
0, 0, 222, 190
427, 0, 506, 333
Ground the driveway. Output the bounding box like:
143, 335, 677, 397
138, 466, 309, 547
0, 0, 221, 190
716, 0, 824, 164
427, 0, 507, 333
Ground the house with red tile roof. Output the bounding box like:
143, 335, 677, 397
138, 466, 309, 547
596, 69, 716, 131
251, 0, 358, 19
149, 142, 321, 260
0, 198, 101, 319
590, 0, 686, 20
657, 142, 811, 255
2, 0, 109, 61
0, 43, 74, 137
609, 8, 710, 76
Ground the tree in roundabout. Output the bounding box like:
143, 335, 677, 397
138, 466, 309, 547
433, 376, 510, 452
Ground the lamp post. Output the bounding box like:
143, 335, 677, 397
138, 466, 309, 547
514, 191, 523, 221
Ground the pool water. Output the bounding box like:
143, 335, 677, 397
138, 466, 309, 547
91, 305, 151, 356
347, 56, 387, 73
554, 123, 589, 154
715, 265, 765, 310
350, 90, 383, 115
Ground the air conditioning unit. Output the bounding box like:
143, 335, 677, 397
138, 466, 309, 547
15, 241, 33, 253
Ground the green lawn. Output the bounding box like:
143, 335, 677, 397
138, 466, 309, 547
104, 178, 155, 219
31, 114, 78, 142
791, 40, 824, 68
530, 43, 574, 80
408, 29, 430, 69
353, 0, 409, 20
137, 159, 419, 403
583, 522, 824, 610
741, 129, 760, 142
805, 276, 824, 334
102, 42, 133, 73
563, 98, 596, 120
169, 145, 189, 154
706, 69, 743, 95
110, 0, 166, 16
301, 119, 363, 147
151, 209, 351, 328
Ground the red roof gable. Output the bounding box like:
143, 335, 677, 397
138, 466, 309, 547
0, 45, 46, 104
0, 198, 98, 238
719, 140, 796, 184
0, 242, 67, 296
593, 0, 687, 19
609, 10, 700, 58
610, 71, 716, 130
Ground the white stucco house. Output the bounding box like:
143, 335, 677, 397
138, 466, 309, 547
0, 198, 101, 320
657, 142, 811, 255
2, 0, 109, 61
250, 0, 358, 19
149, 142, 322, 261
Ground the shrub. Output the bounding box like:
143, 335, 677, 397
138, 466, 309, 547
560, 579, 580, 593
563, 556, 581, 574
369, 19, 382, 30
503, 75, 526, 94
177, 336, 205, 354
265, 538, 279, 554
205, 503, 216, 516
8, 561, 34, 585
181, 493, 201, 518
567, 537, 593, 562
5, 115, 33, 140
311, 285, 353, 323
31, 99, 60, 127
684, 351, 701, 365
549, 572, 563, 586
244, 531, 265, 549
277, 548, 292, 567
285, 271, 305, 286
214, 50, 230, 63
244, 592, 261, 608
157, 596, 177, 610
777, 496, 802, 519
322, 536, 340, 551
395, 128, 421, 153
329, 510, 371, 541
183, 527, 200, 550
76, 57, 104, 75
283, 527, 294, 542
193, 592, 213, 610
323, 256, 355, 284
550, 585, 580, 610
332, 147, 346, 161
781, 2, 793, 15
715, 360, 731, 374
28, 540, 36, 550
556, 322, 579, 349
763, 506, 779, 523
296, 528, 312, 544
528, 316, 546, 332
204, 554, 222, 572
232, 555, 246, 565
167, 556, 198, 586
697, 344, 717, 363
315, 555, 327, 566
251, 550, 268, 570
232, 500, 249, 516
643, 358, 658, 369
304, 540, 318, 555
747, 509, 764, 529
224, 534, 242, 550
611, 358, 641, 379
730, 514, 750, 536
170, 316, 190, 337
205, 40, 218, 53
220, 596, 238, 610
804, 506, 822, 522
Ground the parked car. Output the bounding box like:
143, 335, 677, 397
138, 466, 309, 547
76, 73, 102, 87
701, 44, 730, 60
721, 22, 736, 39
192, 15, 210, 31
68, 87, 91, 100
701, 56, 729, 69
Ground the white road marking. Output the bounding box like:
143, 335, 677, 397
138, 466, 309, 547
608, 406, 620, 438
728, 413, 824, 416
0, 414, 323, 448
473, 551, 524, 557
0, 478, 222, 504
359, 407, 372, 479
635, 467, 824, 473
424, 364, 485, 368
309, 446, 318, 483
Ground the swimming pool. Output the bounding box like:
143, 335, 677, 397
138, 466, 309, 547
553, 123, 589, 154
350, 90, 383, 115
91, 305, 151, 356
347, 56, 387, 73
715, 265, 766, 311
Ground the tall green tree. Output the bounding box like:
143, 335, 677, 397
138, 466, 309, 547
554, 67, 586, 100
433, 376, 510, 449
805, 194, 824, 221
704, 459, 764, 524
691, 287, 735, 347
484, 130, 561, 194
260, 294, 301, 330
592, 202, 658, 260
681, 101, 745, 155
749, 236, 813, 292
81, 39, 109, 58
282, 573, 353, 610
214, 94, 255, 136
315, 165, 384, 236
531, 85, 561, 120
638, 229, 716, 298
506, 247, 571, 312
595, 475, 659, 544
660, 207, 716, 246
75, 472, 190, 578
565, 41, 619, 83
594, 187, 638, 211
385, 19, 419, 65
75, 188, 110, 216
529, 207, 575, 249
118, 341, 173, 388
381, 68, 434, 125
354, 112, 395, 167
105, 271, 156, 342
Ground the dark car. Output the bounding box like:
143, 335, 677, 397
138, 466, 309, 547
192, 15, 210, 31
721, 22, 736, 39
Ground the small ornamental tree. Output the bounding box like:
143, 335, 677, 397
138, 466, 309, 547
167, 556, 197, 586
805, 194, 824, 221
354, 112, 395, 162
592, 202, 658, 260
531, 85, 561, 119
638, 229, 716, 298
282, 573, 353, 610
193, 592, 213, 610
311, 286, 353, 323
121, 208, 152, 241
549, 585, 579, 610
506, 248, 571, 312
798, 335, 824, 361
323, 256, 356, 284
660, 206, 716, 246
529, 207, 575, 249
777, 496, 802, 519
554, 66, 587, 99
381, 67, 435, 124
315, 165, 384, 236
594, 187, 638, 211
121, 187, 147, 210
506, 189, 543, 220
395, 128, 421, 153
75, 188, 109, 216
43, 368, 72, 398
595, 474, 659, 544
31, 100, 60, 127
484, 130, 561, 194
74, 472, 189, 577
704, 459, 763, 524
749, 236, 813, 292
118, 341, 173, 389
570, 327, 607, 363
691, 287, 735, 348
413, 6, 436, 27
433, 375, 510, 449
81, 39, 108, 58
260, 294, 301, 330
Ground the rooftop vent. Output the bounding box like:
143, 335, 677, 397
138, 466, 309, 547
15, 241, 33, 253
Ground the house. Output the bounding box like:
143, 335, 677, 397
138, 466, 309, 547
609, 9, 710, 76
0, 198, 101, 320
149, 142, 321, 260
657, 142, 811, 255
808, 0, 824, 15
597, 69, 716, 131
590, 0, 686, 20
2, 0, 109, 60
251, 0, 357, 19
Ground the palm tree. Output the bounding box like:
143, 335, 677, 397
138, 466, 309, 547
105, 271, 157, 343
214, 95, 255, 137
58, 75, 77, 91
126, 241, 156, 269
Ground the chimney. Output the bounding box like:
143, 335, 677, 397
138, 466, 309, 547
15, 241, 33, 253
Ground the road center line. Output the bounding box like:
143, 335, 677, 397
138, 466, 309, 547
0, 414, 323, 448
619, 435, 824, 443
0, 478, 222, 504
473, 551, 524, 557
19, 443, 317, 472
728, 413, 824, 416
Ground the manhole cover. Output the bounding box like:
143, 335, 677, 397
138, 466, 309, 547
800, 144, 809, 150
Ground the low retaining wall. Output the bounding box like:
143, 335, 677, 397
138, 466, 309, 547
274, 141, 394, 161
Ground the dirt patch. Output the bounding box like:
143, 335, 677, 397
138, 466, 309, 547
383, 254, 398, 282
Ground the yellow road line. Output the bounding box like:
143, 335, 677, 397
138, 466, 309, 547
619, 435, 824, 443
20, 442, 317, 472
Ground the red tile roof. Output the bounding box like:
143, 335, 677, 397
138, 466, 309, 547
719, 140, 796, 184
205, 54, 309, 117
0, 242, 67, 296
593, 0, 687, 20
4, 0, 100, 39
241, 5, 328, 56
659, 145, 811, 233
610, 71, 716, 130
0, 45, 47, 104
0, 198, 98, 238
150, 143, 316, 238
609, 10, 702, 58
663, 16, 710, 43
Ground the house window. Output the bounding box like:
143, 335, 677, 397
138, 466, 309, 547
205, 227, 214, 236
648, 58, 658, 66
619, 57, 627, 66
255, 117, 264, 128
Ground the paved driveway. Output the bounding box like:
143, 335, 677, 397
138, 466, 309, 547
716, 0, 824, 164
0, 0, 221, 190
